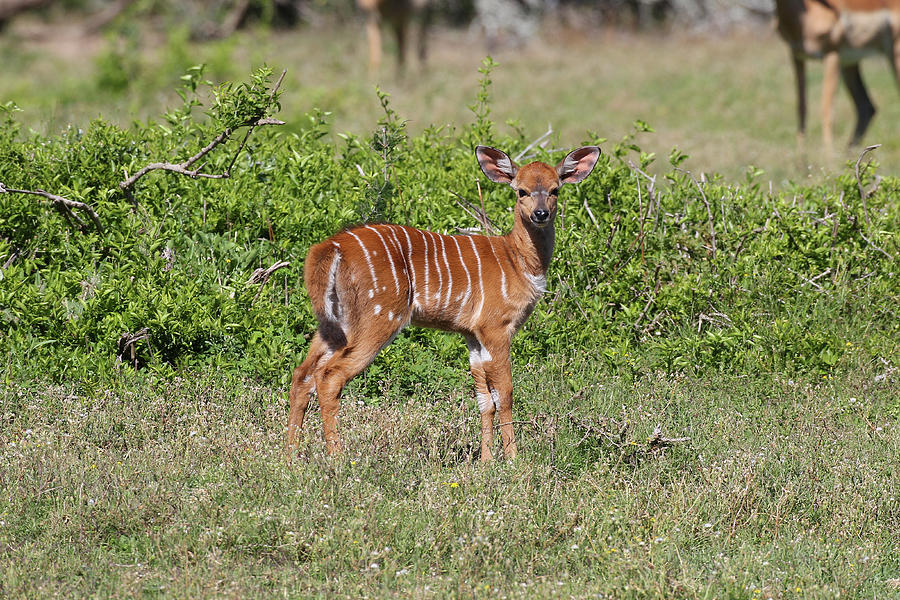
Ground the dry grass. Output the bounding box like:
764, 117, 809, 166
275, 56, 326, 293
2, 363, 898, 598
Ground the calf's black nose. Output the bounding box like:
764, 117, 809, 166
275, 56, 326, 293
532, 209, 550, 223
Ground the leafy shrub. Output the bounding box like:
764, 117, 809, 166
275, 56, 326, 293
0, 64, 897, 387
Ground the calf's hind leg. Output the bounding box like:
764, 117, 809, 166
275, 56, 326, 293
314, 327, 401, 455
285, 333, 330, 454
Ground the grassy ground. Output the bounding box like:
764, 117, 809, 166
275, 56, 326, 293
3, 15, 900, 599
2, 358, 898, 598
4, 19, 900, 184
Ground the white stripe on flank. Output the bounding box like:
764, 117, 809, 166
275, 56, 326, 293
399, 226, 419, 308
438, 233, 453, 309
466, 236, 485, 324
325, 250, 341, 321
487, 238, 508, 300
366, 225, 399, 295
451, 236, 472, 324
385, 225, 413, 307
428, 231, 443, 307
347, 230, 378, 290
418, 229, 430, 305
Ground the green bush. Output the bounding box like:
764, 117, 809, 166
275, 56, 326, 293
1, 64, 897, 387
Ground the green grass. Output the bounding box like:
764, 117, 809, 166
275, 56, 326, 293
4, 21, 900, 184
2, 360, 898, 598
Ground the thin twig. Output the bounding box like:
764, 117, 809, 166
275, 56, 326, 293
854, 144, 880, 228
633, 264, 662, 331
227, 68, 287, 175
860, 232, 894, 261
475, 179, 491, 234
676, 167, 716, 263
449, 189, 498, 234
583, 197, 599, 231
514, 123, 553, 163
785, 266, 831, 293
0, 182, 103, 233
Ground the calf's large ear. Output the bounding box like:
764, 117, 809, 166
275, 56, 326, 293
476, 146, 518, 185
557, 146, 601, 184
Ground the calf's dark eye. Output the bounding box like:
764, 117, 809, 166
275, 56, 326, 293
518, 189, 528, 198
550, 188, 559, 196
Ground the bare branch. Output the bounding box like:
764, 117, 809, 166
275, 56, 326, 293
859, 232, 894, 261
646, 424, 691, 450
676, 167, 717, 263
119, 70, 287, 202
0, 182, 103, 234
247, 260, 291, 302
116, 327, 149, 368
583, 197, 599, 231
514, 123, 553, 163
449, 189, 499, 235
854, 143, 880, 228
119, 115, 285, 200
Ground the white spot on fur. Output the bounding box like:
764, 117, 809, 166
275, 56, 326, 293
477, 392, 493, 413
374, 304, 382, 315
388, 311, 394, 320
490, 388, 500, 411
368, 289, 374, 299
469, 346, 482, 367
526, 272, 547, 294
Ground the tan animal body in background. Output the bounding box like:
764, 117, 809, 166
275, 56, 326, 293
774, 0, 900, 147
286, 145, 601, 461
357, 0, 432, 74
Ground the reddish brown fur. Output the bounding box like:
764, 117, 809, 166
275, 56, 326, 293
286, 146, 601, 460
775, 0, 900, 146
